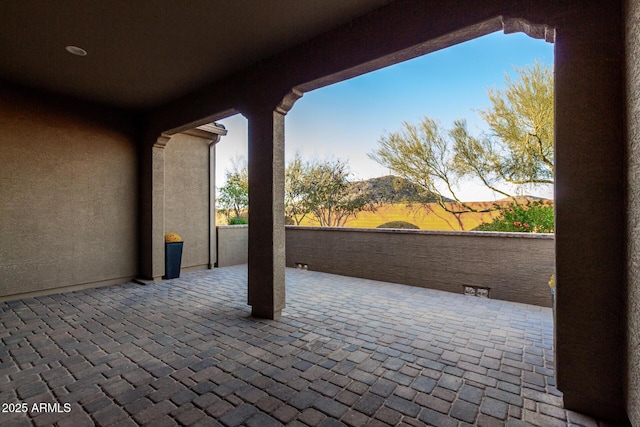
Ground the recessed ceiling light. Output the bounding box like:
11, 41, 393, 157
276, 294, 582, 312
65, 46, 87, 56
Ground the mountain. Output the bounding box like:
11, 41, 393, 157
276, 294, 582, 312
351, 175, 453, 204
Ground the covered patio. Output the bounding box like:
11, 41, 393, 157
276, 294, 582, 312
1, 1, 636, 423
1, 267, 607, 426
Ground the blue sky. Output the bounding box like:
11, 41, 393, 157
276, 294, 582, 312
217, 30, 554, 201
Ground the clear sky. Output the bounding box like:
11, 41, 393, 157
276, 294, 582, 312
216, 30, 554, 201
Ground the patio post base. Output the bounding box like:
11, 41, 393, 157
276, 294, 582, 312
251, 306, 282, 320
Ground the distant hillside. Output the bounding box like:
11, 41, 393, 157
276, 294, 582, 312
351, 175, 454, 204
336, 199, 552, 231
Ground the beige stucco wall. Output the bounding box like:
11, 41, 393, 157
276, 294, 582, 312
626, 0, 640, 424
286, 227, 554, 307
164, 133, 211, 272
217, 226, 554, 307
217, 225, 248, 267
0, 89, 138, 300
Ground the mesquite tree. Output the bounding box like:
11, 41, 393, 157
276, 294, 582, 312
369, 62, 553, 217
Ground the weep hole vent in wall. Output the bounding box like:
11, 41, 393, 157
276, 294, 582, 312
464, 285, 490, 298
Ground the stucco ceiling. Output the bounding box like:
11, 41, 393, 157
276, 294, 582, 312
0, 0, 392, 110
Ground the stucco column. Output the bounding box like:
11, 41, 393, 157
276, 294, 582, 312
554, 3, 626, 422
244, 107, 286, 319
138, 134, 171, 282
151, 135, 171, 281
242, 90, 301, 319
244, 90, 302, 319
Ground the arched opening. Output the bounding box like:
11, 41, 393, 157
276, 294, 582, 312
214, 113, 250, 267
282, 29, 555, 305
285, 30, 554, 231
147, 123, 227, 282
141, 6, 627, 422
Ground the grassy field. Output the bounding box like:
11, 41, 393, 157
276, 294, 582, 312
295, 202, 505, 231
218, 200, 550, 231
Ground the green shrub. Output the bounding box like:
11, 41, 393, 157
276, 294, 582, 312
475, 201, 554, 233
376, 221, 420, 230
228, 216, 248, 225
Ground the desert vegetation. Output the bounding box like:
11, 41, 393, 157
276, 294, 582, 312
217, 170, 554, 232
369, 62, 553, 222
217, 62, 554, 233
293, 197, 552, 232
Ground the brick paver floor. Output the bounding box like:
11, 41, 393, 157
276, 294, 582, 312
0, 265, 611, 426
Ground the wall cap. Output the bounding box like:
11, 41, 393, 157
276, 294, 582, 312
284, 225, 554, 239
